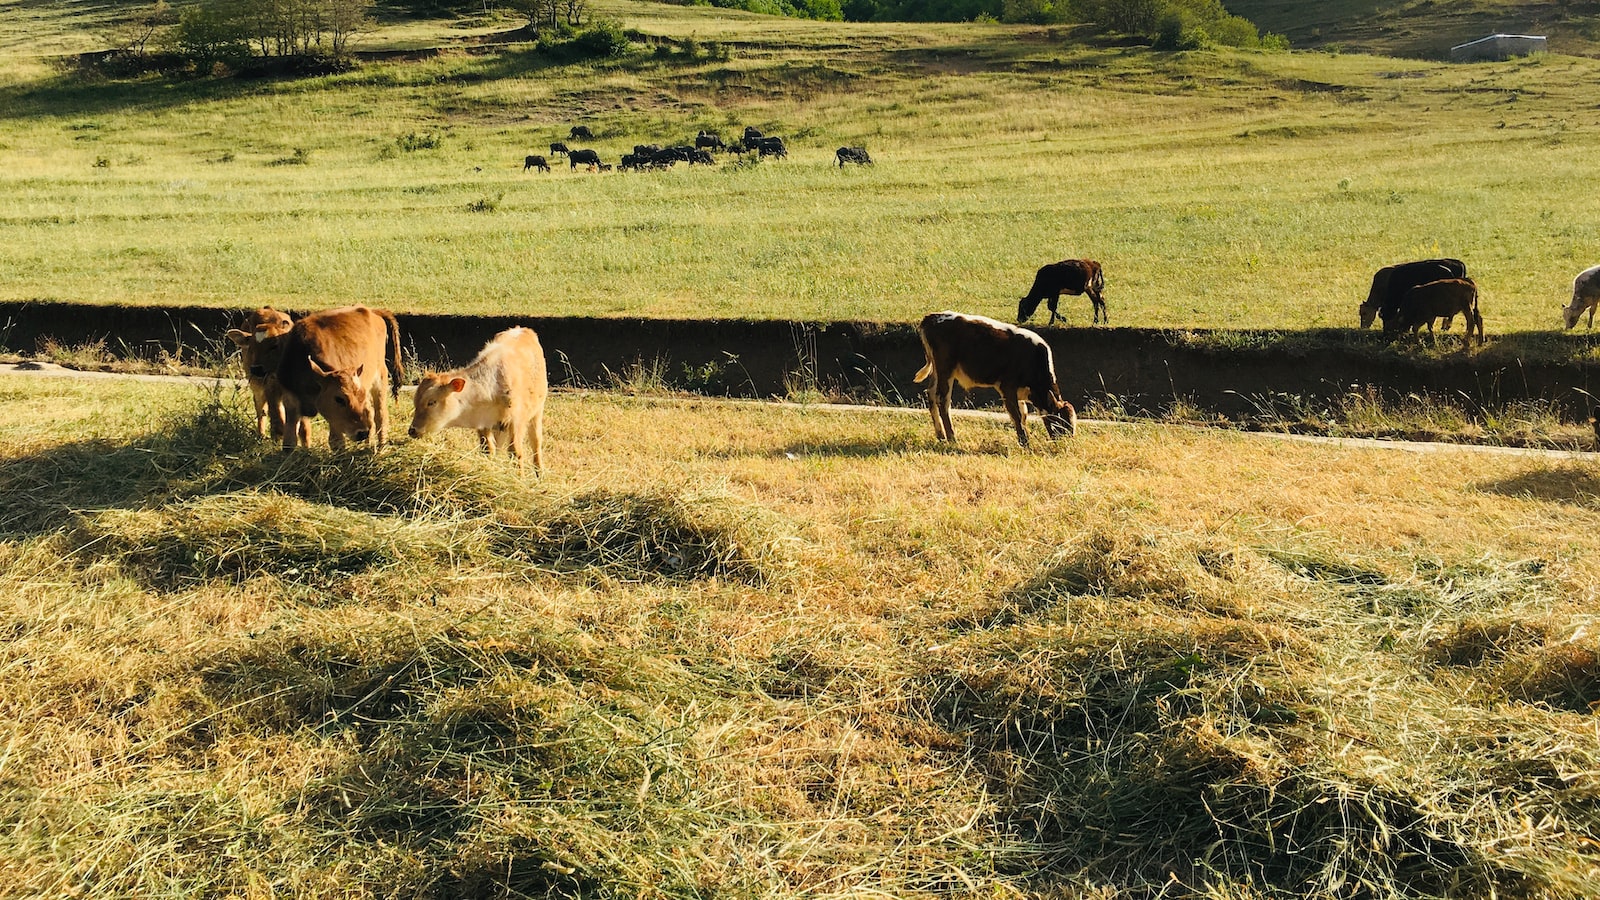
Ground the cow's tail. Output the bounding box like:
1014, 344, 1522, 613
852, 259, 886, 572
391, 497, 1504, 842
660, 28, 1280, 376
914, 322, 935, 383
383, 309, 404, 399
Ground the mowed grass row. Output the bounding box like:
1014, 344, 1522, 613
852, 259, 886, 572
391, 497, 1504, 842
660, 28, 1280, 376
2, 375, 1600, 896
2, 3, 1599, 331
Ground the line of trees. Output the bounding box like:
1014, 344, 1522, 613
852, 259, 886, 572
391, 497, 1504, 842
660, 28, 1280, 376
109, 0, 374, 68
843, 0, 1287, 49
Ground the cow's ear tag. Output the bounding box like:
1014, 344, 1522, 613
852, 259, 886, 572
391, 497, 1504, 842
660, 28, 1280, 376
254, 331, 268, 343
449, 378, 467, 393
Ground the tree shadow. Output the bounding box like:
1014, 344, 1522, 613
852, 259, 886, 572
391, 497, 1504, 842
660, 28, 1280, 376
1475, 466, 1600, 510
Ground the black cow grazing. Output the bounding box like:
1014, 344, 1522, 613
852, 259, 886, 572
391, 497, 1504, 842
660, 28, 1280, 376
727, 141, 748, 157
1396, 277, 1484, 346
568, 148, 602, 170
695, 131, 725, 151
688, 149, 715, 165
915, 311, 1077, 447
1018, 259, 1106, 326
569, 125, 594, 140
634, 144, 661, 157
754, 136, 787, 158
523, 155, 550, 172
836, 146, 873, 167
1359, 258, 1467, 330
743, 126, 764, 143
549, 141, 570, 157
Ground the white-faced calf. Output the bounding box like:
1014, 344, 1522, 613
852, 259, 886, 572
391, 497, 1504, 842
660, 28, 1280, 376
276, 306, 403, 451
409, 327, 549, 474
915, 311, 1077, 447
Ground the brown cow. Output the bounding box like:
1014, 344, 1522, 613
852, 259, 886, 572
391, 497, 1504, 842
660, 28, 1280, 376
276, 306, 403, 451
1018, 259, 1106, 326
1396, 278, 1483, 347
915, 311, 1077, 447
1359, 258, 1467, 330
409, 327, 549, 474
225, 306, 307, 445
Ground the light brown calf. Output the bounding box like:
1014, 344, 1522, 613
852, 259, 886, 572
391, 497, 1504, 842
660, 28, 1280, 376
276, 306, 403, 451
1563, 264, 1600, 330
225, 306, 307, 445
408, 327, 548, 474
915, 311, 1076, 447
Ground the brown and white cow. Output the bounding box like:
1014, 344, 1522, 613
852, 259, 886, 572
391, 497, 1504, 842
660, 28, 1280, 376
1018, 259, 1106, 326
275, 306, 403, 451
408, 327, 549, 474
225, 306, 307, 445
915, 311, 1077, 447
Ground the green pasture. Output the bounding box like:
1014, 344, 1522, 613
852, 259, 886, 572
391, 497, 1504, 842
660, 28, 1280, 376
1, 1, 1599, 333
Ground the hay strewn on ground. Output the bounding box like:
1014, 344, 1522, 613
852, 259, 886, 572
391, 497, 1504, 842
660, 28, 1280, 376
1, 382, 1598, 898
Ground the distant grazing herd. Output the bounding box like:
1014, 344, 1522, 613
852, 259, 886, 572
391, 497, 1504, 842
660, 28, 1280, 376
521, 124, 873, 174
225, 243, 1600, 459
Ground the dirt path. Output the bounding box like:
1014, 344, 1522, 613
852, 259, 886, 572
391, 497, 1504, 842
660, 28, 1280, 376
4, 361, 1596, 462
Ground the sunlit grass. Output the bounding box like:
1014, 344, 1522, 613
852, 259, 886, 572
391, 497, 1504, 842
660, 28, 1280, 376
1, 376, 1599, 896
1, 4, 1598, 330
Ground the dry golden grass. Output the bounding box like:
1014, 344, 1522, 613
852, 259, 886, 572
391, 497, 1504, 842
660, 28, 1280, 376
2, 375, 1599, 897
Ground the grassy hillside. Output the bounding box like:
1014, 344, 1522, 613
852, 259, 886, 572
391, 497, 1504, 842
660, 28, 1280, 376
1225, 0, 1600, 57
2, 3, 1599, 333
1, 375, 1598, 897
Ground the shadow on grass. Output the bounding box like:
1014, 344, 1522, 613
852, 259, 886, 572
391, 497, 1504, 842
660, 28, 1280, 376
1475, 465, 1600, 509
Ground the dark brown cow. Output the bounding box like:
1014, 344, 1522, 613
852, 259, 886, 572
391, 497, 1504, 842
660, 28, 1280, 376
549, 141, 570, 157
915, 311, 1077, 447
1018, 259, 1106, 326
1395, 277, 1484, 346
1359, 258, 1467, 330
226, 306, 306, 444
836, 146, 872, 167
523, 155, 550, 172
276, 306, 403, 451
568, 148, 602, 170
569, 125, 594, 140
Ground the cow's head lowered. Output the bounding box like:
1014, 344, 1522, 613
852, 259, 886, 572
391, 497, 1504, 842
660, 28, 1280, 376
408, 373, 468, 439
307, 358, 374, 443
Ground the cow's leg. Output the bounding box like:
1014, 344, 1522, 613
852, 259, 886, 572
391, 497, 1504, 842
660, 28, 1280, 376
928, 375, 955, 442
280, 397, 303, 452
477, 428, 496, 455
249, 383, 270, 438
1090, 289, 1108, 325
529, 413, 544, 476
371, 382, 389, 450
1001, 389, 1030, 448
504, 417, 526, 474
1046, 295, 1062, 327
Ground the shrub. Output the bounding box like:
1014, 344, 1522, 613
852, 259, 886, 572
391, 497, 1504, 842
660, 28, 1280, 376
574, 19, 631, 57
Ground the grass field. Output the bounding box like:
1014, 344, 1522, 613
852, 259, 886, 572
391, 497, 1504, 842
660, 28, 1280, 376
2, 1, 1599, 333
2, 375, 1599, 897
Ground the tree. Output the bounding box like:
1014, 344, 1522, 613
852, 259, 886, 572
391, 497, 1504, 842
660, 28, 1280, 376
106, 0, 179, 56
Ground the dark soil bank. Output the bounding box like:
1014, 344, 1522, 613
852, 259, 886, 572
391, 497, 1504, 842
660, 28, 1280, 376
3, 302, 1599, 420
